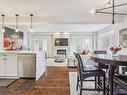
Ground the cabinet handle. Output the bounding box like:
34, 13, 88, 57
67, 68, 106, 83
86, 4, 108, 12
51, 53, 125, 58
3, 59, 6, 60
3, 55, 7, 56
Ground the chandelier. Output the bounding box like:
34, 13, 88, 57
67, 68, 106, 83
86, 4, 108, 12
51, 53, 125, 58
90, 0, 127, 24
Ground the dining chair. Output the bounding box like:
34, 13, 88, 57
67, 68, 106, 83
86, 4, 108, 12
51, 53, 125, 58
93, 50, 110, 94
113, 75, 127, 95
75, 53, 106, 95
93, 50, 108, 69
113, 66, 127, 95
122, 67, 127, 74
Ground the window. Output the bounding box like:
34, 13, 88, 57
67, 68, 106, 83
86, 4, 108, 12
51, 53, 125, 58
70, 35, 93, 55
97, 30, 114, 50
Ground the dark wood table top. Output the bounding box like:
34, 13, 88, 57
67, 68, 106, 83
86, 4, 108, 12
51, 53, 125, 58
91, 54, 127, 66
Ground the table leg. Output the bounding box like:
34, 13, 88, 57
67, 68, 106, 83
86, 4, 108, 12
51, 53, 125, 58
109, 65, 115, 95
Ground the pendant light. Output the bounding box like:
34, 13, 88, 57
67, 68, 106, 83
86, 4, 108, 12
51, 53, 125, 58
15, 14, 19, 32
1, 14, 5, 32
30, 14, 33, 32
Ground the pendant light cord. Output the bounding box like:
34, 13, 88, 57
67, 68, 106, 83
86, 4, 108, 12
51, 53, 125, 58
15, 14, 19, 30
1, 14, 5, 30
112, 0, 115, 24
30, 14, 33, 30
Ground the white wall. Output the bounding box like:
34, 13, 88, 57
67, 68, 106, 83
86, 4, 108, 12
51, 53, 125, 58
114, 19, 127, 55
0, 32, 4, 50
97, 28, 114, 50
96, 18, 127, 55
30, 32, 96, 57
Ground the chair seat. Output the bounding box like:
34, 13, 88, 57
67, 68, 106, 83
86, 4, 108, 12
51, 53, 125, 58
84, 65, 98, 70
82, 69, 105, 78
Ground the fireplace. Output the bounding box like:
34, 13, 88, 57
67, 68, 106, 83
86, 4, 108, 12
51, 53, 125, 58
57, 49, 66, 56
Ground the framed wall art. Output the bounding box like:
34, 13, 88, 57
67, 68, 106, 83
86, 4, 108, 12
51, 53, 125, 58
4, 27, 24, 50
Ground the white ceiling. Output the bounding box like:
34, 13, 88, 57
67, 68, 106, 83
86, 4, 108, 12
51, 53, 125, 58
0, 0, 127, 24
7, 24, 112, 33
0, 0, 106, 15
0, 0, 126, 16
0, 0, 126, 33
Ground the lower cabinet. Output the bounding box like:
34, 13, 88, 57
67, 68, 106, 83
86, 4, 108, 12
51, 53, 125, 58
0, 55, 6, 76
0, 53, 44, 79
6, 54, 18, 76
0, 54, 18, 77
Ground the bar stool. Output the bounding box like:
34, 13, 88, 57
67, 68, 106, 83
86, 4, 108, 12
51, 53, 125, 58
75, 53, 106, 95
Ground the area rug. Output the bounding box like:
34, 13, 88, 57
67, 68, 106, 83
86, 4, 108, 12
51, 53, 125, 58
69, 72, 103, 95
0, 79, 16, 87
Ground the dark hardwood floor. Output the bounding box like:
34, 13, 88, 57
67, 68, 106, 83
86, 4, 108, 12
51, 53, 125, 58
0, 67, 76, 95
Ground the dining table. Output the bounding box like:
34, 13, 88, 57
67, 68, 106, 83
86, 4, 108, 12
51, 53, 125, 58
90, 54, 127, 95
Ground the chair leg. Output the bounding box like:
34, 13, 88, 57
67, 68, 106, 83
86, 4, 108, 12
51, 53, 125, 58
95, 76, 97, 90
114, 82, 116, 95
80, 80, 83, 95
76, 75, 79, 91
103, 75, 105, 95
98, 76, 100, 92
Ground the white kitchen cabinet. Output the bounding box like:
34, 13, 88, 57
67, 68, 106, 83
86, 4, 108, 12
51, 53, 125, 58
6, 54, 17, 76
0, 54, 17, 77
36, 52, 45, 81
0, 55, 6, 76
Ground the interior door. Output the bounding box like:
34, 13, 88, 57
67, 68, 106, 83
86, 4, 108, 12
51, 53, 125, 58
34, 39, 40, 52
36, 52, 45, 81
0, 54, 6, 76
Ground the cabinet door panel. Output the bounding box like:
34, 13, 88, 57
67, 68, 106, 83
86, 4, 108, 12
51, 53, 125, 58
36, 52, 45, 81
0, 55, 5, 76
6, 54, 17, 76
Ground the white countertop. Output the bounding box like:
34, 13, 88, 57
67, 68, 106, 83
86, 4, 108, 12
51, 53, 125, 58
0, 50, 37, 54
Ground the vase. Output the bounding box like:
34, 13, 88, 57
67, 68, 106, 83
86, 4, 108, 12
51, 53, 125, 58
112, 51, 118, 57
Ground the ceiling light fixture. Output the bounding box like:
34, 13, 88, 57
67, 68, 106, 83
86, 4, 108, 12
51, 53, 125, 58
1, 14, 5, 32
30, 14, 33, 32
106, 0, 112, 6
15, 14, 19, 32
89, 0, 127, 24
89, 8, 96, 16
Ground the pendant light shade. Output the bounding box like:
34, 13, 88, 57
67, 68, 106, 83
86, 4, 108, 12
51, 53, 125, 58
30, 14, 33, 32
89, 8, 96, 16
1, 14, 5, 32
15, 14, 19, 32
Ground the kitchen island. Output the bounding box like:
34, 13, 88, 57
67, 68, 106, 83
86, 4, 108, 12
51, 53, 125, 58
0, 51, 46, 81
